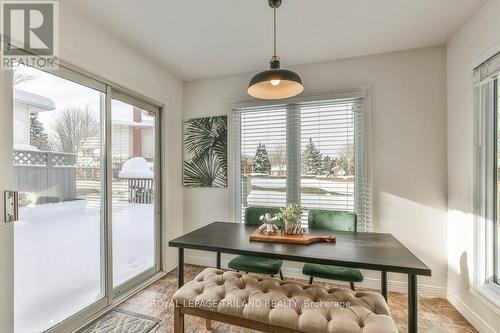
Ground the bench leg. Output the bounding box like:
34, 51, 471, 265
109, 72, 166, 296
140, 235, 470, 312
279, 270, 284, 280
309, 276, 313, 285
350, 282, 355, 291
206, 319, 213, 330
174, 306, 184, 333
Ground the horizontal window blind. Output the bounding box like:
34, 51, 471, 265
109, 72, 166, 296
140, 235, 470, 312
233, 95, 370, 231
474, 51, 500, 84
299, 98, 367, 229
235, 106, 288, 221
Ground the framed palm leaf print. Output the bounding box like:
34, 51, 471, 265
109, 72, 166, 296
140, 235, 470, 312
183, 115, 228, 187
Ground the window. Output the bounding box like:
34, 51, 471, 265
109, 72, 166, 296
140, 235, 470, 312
233, 92, 370, 230
474, 51, 500, 297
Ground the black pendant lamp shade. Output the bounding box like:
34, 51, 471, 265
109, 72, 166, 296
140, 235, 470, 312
248, 0, 304, 100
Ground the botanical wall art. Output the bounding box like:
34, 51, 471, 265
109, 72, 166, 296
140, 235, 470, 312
183, 115, 228, 187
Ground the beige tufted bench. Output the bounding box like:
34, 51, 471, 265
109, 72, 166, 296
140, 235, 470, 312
172, 268, 398, 333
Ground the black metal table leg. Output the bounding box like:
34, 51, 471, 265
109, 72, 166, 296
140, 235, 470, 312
381, 271, 388, 301
408, 274, 418, 333
178, 248, 184, 288
216, 252, 221, 269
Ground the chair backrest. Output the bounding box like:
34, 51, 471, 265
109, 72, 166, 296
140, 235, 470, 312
308, 209, 357, 232
244, 206, 282, 226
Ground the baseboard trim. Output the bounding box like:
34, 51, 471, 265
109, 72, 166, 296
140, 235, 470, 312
185, 253, 446, 297
448, 294, 496, 333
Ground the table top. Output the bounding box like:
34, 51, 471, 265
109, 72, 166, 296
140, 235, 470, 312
169, 222, 431, 276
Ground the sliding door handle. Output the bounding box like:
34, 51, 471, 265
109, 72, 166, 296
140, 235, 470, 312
4, 190, 19, 223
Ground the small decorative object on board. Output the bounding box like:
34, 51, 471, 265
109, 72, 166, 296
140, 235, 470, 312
277, 204, 304, 235
257, 213, 279, 235
249, 204, 335, 245
183, 116, 227, 188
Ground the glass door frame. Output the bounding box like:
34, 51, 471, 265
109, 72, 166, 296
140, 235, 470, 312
5, 55, 164, 333
108, 88, 163, 299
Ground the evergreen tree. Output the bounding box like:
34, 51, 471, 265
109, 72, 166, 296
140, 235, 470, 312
301, 138, 322, 175
30, 112, 50, 150
321, 155, 335, 176
253, 142, 272, 174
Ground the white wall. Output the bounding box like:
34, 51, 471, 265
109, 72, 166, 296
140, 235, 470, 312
183, 46, 448, 295
447, 0, 500, 331
0, 3, 183, 331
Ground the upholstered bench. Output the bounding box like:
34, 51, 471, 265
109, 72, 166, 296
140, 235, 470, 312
172, 268, 398, 333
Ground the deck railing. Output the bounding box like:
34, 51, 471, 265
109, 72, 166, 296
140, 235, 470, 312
14, 150, 156, 205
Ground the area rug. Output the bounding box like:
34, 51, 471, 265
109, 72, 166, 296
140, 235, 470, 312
79, 308, 160, 333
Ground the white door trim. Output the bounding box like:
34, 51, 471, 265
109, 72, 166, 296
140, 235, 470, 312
0, 68, 14, 333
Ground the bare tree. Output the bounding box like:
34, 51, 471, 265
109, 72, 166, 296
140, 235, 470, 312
13, 71, 37, 86
333, 143, 355, 176
51, 106, 99, 154
270, 145, 286, 174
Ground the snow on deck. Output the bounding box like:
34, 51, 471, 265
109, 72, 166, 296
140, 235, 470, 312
14, 200, 154, 333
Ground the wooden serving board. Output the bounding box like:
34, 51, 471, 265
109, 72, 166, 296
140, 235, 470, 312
249, 230, 336, 245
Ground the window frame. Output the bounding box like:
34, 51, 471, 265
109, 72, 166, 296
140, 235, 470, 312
230, 88, 372, 230
473, 69, 500, 308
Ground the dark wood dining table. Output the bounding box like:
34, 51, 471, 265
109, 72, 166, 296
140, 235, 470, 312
169, 221, 431, 333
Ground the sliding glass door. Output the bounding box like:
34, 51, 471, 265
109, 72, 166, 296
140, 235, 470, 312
10, 65, 162, 333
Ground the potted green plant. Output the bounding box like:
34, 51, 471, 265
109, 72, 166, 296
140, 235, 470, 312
277, 204, 304, 235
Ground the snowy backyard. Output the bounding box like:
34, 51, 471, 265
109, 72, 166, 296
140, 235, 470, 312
246, 176, 354, 210
14, 200, 154, 333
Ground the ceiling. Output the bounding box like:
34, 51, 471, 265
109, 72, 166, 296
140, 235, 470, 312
64, 0, 487, 81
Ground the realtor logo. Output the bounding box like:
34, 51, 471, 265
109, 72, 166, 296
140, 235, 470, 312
1, 1, 58, 69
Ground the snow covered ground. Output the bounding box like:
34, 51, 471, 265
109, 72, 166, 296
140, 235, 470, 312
247, 176, 354, 210
14, 200, 154, 333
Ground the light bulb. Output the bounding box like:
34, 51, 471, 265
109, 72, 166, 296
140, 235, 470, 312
270, 79, 281, 86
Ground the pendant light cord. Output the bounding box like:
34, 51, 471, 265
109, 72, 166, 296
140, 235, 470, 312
273, 7, 277, 57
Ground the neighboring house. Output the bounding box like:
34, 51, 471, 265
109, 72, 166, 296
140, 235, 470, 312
13, 88, 55, 151
271, 164, 286, 176
112, 107, 155, 163
79, 107, 155, 178
240, 154, 254, 175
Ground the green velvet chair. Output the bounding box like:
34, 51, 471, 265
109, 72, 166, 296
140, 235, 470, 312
302, 210, 364, 290
228, 207, 284, 280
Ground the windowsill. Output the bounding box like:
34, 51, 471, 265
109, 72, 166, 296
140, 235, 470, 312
471, 282, 500, 314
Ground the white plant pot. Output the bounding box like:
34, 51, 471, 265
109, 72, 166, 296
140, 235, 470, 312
283, 220, 301, 235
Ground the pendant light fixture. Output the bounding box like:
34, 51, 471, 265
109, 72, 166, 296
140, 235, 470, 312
248, 0, 304, 100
